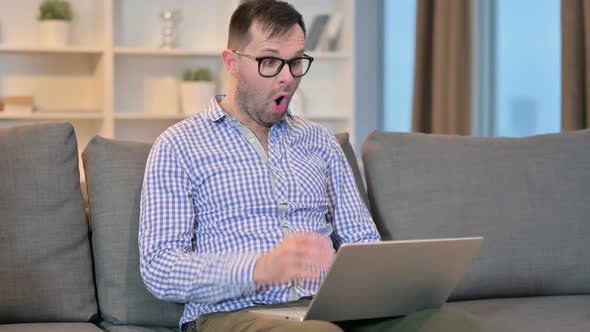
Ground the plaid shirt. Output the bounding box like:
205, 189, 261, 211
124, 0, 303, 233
139, 95, 381, 326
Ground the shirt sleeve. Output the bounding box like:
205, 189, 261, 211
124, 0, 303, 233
325, 133, 382, 248
139, 139, 259, 304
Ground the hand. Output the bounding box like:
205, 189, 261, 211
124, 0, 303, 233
253, 232, 335, 285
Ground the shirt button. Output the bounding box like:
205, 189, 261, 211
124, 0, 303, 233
249, 137, 256, 143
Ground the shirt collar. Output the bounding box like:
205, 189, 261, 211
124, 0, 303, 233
202, 95, 228, 122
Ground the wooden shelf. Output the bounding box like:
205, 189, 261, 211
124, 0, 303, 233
0, 45, 104, 55
305, 113, 350, 121
115, 113, 188, 120
115, 112, 347, 121
0, 111, 104, 120
306, 51, 349, 60
114, 47, 220, 57
0, 0, 355, 142
113, 48, 347, 60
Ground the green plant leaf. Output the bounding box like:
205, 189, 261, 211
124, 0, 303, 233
38, 0, 73, 21
182, 68, 213, 81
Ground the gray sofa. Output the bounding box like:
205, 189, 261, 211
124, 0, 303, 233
0, 122, 588, 331
362, 131, 590, 332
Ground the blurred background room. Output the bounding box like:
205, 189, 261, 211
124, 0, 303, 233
0, 0, 585, 168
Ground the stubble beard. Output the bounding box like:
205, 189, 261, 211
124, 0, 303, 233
236, 81, 284, 128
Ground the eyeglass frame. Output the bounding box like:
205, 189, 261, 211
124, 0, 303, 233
231, 50, 314, 78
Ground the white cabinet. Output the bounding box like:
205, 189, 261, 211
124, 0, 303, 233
0, 0, 356, 149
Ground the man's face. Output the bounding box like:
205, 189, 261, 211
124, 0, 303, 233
234, 21, 305, 127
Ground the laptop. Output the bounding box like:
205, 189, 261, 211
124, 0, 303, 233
249, 237, 483, 322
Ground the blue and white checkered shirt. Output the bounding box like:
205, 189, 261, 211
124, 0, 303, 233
139, 95, 381, 326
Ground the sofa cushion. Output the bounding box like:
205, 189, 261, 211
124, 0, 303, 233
362, 130, 590, 300
104, 326, 178, 332
0, 323, 103, 332
82, 137, 183, 327
447, 295, 590, 332
335, 132, 370, 210
0, 123, 98, 323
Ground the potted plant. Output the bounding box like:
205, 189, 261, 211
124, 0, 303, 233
38, 0, 73, 47
180, 68, 216, 115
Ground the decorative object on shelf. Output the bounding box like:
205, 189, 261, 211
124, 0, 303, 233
38, 0, 73, 47
305, 14, 330, 51
143, 77, 180, 115
315, 13, 344, 52
0, 96, 35, 114
180, 68, 215, 115
159, 9, 182, 49
289, 89, 306, 117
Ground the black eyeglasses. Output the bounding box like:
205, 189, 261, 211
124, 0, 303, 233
232, 50, 314, 78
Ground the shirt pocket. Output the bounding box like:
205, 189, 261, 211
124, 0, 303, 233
290, 145, 329, 200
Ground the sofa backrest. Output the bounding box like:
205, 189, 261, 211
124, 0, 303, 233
362, 129, 590, 301
81, 132, 365, 328
335, 132, 370, 210
82, 137, 184, 328
0, 123, 98, 323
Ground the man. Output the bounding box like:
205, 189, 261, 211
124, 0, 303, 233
140, 1, 484, 331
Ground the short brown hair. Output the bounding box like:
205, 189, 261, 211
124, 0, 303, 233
227, 0, 306, 49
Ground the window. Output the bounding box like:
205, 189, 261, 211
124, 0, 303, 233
493, 0, 561, 137
382, 0, 561, 137
382, 0, 416, 132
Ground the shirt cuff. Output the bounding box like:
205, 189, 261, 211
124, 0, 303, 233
228, 252, 261, 295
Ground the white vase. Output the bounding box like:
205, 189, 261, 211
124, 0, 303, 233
39, 20, 70, 47
143, 78, 179, 115
180, 81, 215, 115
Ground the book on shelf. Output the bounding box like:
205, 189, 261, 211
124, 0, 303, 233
315, 13, 344, 52
305, 14, 331, 51
0, 96, 35, 114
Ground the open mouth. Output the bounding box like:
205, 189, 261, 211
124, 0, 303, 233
271, 94, 288, 114
274, 95, 285, 105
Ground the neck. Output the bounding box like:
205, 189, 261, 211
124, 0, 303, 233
219, 89, 271, 139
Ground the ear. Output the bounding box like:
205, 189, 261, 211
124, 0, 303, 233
222, 49, 239, 77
